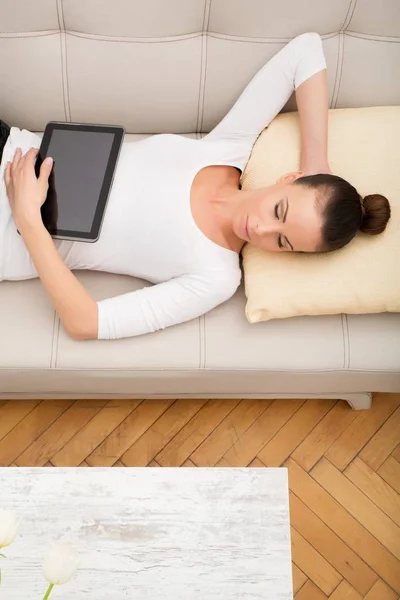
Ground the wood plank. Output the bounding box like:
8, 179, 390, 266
258, 399, 335, 466
79, 460, 90, 467
325, 393, 400, 471
121, 399, 207, 466
148, 460, 161, 467
294, 580, 327, 600
289, 492, 377, 595
215, 457, 232, 467
15, 400, 109, 466
51, 399, 145, 467
181, 459, 196, 467
0, 401, 42, 444
291, 527, 342, 594
223, 399, 305, 467
378, 456, 400, 494
360, 407, 400, 470
392, 443, 400, 463
85, 400, 172, 467
285, 458, 400, 593
292, 564, 307, 595
364, 580, 399, 600
328, 580, 362, 600
345, 458, 400, 526
249, 458, 266, 467
190, 399, 272, 466
292, 402, 358, 471
156, 399, 240, 466
0, 401, 73, 465
311, 458, 400, 560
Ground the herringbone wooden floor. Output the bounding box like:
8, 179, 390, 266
1, 393, 399, 599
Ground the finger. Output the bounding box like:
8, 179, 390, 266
24, 147, 40, 164
11, 147, 22, 170
39, 156, 53, 185
4, 162, 11, 186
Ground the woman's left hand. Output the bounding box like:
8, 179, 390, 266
4, 147, 53, 228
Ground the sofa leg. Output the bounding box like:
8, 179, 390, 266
340, 393, 372, 410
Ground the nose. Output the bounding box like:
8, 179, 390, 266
253, 221, 279, 237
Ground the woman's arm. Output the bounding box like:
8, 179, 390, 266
5, 148, 98, 341
17, 216, 98, 340
204, 32, 327, 146
296, 68, 331, 175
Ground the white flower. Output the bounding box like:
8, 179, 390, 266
42, 542, 79, 585
0, 510, 21, 549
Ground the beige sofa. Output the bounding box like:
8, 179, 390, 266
1, 0, 399, 409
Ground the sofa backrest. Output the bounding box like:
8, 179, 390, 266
1, 0, 399, 133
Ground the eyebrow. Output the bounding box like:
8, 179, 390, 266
281, 197, 294, 251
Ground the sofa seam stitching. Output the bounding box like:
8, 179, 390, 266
49, 311, 57, 369
202, 0, 212, 135
333, 31, 345, 108
341, 314, 347, 369
0, 31, 59, 38
196, 10, 205, 133
336, 33, 345, 109
331, 35, 341, 108
55, 0, 67, 121
66, 31, 203, 43
1, 30, 399, 42
343, 314, 350, 370
54, 319, 61, 369
60, 0, 72, 121
346, 315, 352, 369
0, 29, 400, 44
197, 0, 211, 133
198, 316, 202, 369
203, 313, 207, 369
342, 0, 358, 31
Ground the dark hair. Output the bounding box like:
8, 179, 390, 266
293, 174, 391, 252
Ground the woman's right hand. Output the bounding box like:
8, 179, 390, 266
4, 147, 53, 229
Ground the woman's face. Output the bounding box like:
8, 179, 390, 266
232, 173, 324, 253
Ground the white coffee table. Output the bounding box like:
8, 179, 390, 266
1, 467, 292, 599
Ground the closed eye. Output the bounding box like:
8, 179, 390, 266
277, 197, 294, 251
275, 202, 284, 249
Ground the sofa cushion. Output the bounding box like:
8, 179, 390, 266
241, 106, 400, 323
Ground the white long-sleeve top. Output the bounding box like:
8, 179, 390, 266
0, 33, 326, 339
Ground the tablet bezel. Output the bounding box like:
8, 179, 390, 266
37, 121, 124, 242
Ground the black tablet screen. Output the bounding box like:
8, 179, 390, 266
44, 129, 114, 233
37, 123, 124, 241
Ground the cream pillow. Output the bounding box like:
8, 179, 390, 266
241, 106, 400, 323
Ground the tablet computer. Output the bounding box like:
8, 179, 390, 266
34, 121, 124, 242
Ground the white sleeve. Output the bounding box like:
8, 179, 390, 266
204, 32, 326, 142
96, 271, 240, 340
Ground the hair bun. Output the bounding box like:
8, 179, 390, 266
360, 194, 391, 235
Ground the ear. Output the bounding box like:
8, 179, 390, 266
276, 171, 305, 184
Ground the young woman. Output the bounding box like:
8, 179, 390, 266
0, 33, 390, 341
